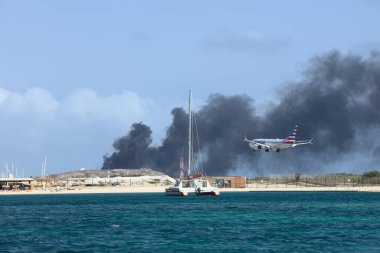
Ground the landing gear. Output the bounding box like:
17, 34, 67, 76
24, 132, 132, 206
258, 145, 262, 149
265, 149, 269, 152
276, 149, 280, 153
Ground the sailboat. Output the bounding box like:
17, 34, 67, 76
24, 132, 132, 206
165, 90, 219, 196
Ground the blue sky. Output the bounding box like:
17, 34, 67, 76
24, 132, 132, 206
0, 0, 379, 176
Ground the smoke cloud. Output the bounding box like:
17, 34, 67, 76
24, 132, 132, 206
103, 50, 380, 176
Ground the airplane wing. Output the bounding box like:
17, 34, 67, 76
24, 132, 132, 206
271, 144, 283, 151
291, 138, 313, 147
244, 136, 272, 149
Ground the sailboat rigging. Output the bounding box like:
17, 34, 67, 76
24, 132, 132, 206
165, 90, 219, 196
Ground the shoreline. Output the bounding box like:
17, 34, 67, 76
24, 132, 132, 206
1, 186, 380, 195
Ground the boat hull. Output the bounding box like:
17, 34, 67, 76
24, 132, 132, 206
165, 188, 188, 196
195, 189, 220, 196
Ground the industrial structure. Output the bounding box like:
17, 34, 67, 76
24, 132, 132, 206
0, 177, 34, 190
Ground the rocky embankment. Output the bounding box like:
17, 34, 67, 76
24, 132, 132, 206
49, 168, 166, 179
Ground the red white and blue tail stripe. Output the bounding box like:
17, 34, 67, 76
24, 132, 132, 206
283, 125, 297, 144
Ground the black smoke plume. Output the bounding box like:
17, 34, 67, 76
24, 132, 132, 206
103, 50, 380, 176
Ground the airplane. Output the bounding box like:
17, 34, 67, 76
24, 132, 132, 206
244, 125, 313, 152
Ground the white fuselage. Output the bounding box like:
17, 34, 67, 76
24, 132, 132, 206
250, 138, 292, 150
245, 125, 312, 152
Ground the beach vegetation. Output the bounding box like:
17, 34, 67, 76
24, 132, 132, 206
362, 170, 380, 178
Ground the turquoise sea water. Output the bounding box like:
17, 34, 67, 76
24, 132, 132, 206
1, 192, 380, 252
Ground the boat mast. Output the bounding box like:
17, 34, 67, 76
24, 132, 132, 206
188, 89, 192, 176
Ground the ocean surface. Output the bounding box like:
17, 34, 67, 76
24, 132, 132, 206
1, 192, 380, 252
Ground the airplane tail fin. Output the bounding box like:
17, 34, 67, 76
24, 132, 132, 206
244, 134, 249, 142
286, 125, 298, 143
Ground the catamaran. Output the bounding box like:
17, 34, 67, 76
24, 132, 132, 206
165, 90, 219, 196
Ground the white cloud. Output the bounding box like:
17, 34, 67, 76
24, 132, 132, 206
61, 88, 147, 123
0, 87, 161, 175
0, 87, 59, 120
0, 87, 152, 124
0, 88, 10, 104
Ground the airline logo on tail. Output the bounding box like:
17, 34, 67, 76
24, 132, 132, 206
244, 124, 312, 152
283, 125, 298, 144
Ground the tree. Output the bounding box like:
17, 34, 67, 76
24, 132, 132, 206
295, 173, 302, 182
362, 171, 380, 178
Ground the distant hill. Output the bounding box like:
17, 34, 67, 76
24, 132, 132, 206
49, 168, 166, 179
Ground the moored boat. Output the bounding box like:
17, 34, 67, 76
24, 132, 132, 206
165, 90, 220, 197
165, 179, 194, 196
193, 177, 220, 196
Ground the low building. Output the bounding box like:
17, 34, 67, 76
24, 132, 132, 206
0, 177, 34, 190
206, 176, 246, 188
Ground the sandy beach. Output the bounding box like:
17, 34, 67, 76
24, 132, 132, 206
1, 185, 380, 195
